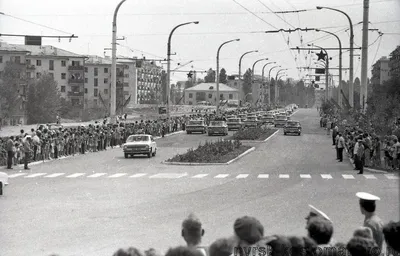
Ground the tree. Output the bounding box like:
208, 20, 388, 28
196, 78, 204, 84
204, 68, 216, 83
26, 73, 62, 124
242, 69, 252, 99
219, 68, 227, 84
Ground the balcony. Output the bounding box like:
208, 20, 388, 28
68, 91, 84, 97
68, 78, 84, 84
26, 64, 36, 70
117, 71, 124, 77
68, 65, 84, 71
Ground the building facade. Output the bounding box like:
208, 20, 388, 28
371, 56, 390, 85
136, 59, 162, 104
389, 45, 400, 78
184, 82, 238, 105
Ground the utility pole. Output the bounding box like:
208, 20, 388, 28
360, 0, 370, 112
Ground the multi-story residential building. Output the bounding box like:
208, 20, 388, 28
389, 45, 400, 78
136, 59, 162, 104
371, 56, 391, 85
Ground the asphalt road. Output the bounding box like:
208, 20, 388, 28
0, 109, 398, 256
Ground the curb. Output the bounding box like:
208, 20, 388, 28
2, 130, 185, 170
344, 147, 389, 174
163, 147, 255, 166
264, 129, 279, 142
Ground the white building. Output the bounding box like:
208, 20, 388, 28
184, 82, 238, 105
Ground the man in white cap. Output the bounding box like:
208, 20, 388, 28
356, 192, 384, 250
305, 205, 332, 227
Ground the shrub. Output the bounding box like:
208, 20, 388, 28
233, 126, 277, 140
167, 139, 246, 163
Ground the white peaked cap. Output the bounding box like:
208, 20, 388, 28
356, 192, 381, 201
308, 204, 332, 222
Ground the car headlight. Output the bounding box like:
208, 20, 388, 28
123, 145, 127, 150
144, 145, 149, 149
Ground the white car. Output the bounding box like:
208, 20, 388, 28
0, 172, 9, 195
123, 134, 157, 158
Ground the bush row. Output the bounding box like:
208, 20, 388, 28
233, 126, 277, 141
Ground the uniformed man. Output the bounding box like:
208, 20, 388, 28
305, 205, 332, 227
356, 192, 384, 250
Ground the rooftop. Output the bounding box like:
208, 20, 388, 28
0, 42, 85, 58
86, 55, 112, 65
185, 82, 238, 92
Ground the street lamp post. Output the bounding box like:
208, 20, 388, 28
239, 50, 258, 80
216, 39, 240, 116
268, 65, 280, 106
166, 21, 199, 118
310, 44, 329, 100
251, 58, 268, 107
315, 29, 343, 109
275, 69, 288, 104
261, 62, 276, 105
316, 6, 354, 108
111, 0, 127, 122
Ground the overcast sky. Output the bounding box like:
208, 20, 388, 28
1, 0, 399, 84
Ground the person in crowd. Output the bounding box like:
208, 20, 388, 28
22, 136, 33, 170
113, 247, 144, 256
233, 216, 264, 256
306, 217, 334, 247
383, 221, 400, 253
332, 126, 338, 146
144, 248, 162, 256
356, 192, 384, 250
353, 227, 373, 240
165, 246, 204, 256
302, 236, 318, 256
346, 237, 379, 256
305, 205, 332, 228
6, 136, 14, 169
354, 138, 365, 174
209, 238, 234, 256
288, 236, 305, 256
394, 138, 400, 171
363, 133, 372, 167
181, 214, 207, 256
337, 133, 345, 162
265, 236, 292, 256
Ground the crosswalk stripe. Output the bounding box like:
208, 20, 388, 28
385, 174, 399, 180
363, 174, 377, 179
236, 174, 249, 179
129, 173, 147, 178
66, 173, 85, 178
149, 173, 187, 179
192, 174, 209, 178
279, 174, 289, 179
45, 173, 65, 178
300, 174, 311, 178
8, 173, 27, 178
25, 173, 46, 178
215, 174, 229, 178
342, 174, 355, 179
87, 173, 107, 178
321, 174, 333, 179
257, 174, 269, 179
108, 173, 127, 178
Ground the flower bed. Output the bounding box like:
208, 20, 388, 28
166, 139, 252, 163
233, 127, 278, 141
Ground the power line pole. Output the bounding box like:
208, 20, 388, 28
360, 0, 370, 112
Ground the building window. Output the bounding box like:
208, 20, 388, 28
61, 73, 66, 79
49, 73, 54, 79
94, 88, 98, 97
36, 60, 41, 66
71, 61, 80, 66
94, 68, 98, 76
189, 93, 193, 98
0, 56, 2, 63
12, 56, 21, 63
85, 78, 88, 83
94, 99, 98, 106
124, 74, 129, 78
61, 60, 66, 67
229, 94, 233, 99
84, 67, 88, 72
36, 72, 41, 78
94, 78, 98, 87
61, 86, 66, 92
25, 72, 31, 79
49, 60, 54, 70
104, 78, 108, 84
104, 89, 108, 94
104, 68, 108, 73
123, 82, 129, 87
85, 88, 88, 94
208, 93, 212, 99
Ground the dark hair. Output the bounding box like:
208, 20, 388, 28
288, 236, 305, 256
346, 237, 379, 256
302, 237, 317, 256
267, 236, 292, 256
383, 221, 400, 252
113, 247, 143, 256
165, 246, 204, 256
307, 217, 334, 245
10, 136, 14, 140
359, 200, 376, 213
209, 238, 234, 256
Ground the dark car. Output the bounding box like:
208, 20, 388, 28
274, 114, 288, 128
244, 116, 260, 128
186, 120, 207, 134
227, 118, 243, 131
208, 121, 228, 136
283, 120, 301, 136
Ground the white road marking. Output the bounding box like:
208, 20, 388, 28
363, 174, 377, 179
385, 174, 399, 180
342, 174, 355, 179
108, 173, 127, 178
257, 174, 269, 179
236, 174, 249, 179
192, 174, 209, 178
300, 174, 311, 178
45, 173, 65, 178
8, 173, 27, 178
149, 173, 188, 179
24, 173, 46, 178
321, 174, 333, 179
129, 173, 147, 178
214, 174, 229, 178
87, 173, 107, 178
66, 173, 85, 178
279, 174, 289, 179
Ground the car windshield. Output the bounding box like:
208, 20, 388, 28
287, 121, 299, 126
247, 117, 257, 120
276, 115, 287, 120
210, 121, 224, 126
228, 118, 240, 122
263, 115, 274, 118
126, 136, 149, 142
188, 120, 203, 125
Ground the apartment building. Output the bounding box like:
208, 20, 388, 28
136, 59, 162, 104
371, 56, 391, 85
389, 45, 400, 78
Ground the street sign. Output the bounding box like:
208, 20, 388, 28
25, 36, 42, 46
315, 68, 325, 74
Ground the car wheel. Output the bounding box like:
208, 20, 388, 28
298, 133, 301, 136
124, 153, 128, 158
148, 148, 152, 158
284, 132, 287, 135
187, 131, 191, 134
0, 182, 3, 196
152, 148, 156, 156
